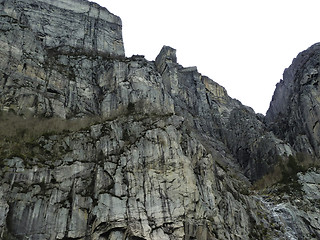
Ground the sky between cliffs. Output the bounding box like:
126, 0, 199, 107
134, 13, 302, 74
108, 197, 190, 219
93, 0, 320, 114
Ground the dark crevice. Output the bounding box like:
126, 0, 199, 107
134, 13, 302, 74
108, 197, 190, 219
47, 88, 59, 94
2, 73, 9, 87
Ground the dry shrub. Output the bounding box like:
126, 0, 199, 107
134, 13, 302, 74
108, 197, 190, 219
0, 111, 102, 160
253, 154, 320, 190
0, 112, 102, 138
253, 161, 284, 189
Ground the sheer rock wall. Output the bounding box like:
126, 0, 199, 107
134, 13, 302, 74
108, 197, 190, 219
0, 0, 320, 239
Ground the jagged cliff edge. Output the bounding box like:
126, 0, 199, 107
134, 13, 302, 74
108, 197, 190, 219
0, 0, 320, 239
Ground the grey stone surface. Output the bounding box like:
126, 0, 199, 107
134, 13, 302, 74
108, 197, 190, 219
266, 43, 320, 157
0, 0, 320, 239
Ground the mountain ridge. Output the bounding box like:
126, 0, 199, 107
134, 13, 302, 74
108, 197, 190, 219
0, 0, 320, 239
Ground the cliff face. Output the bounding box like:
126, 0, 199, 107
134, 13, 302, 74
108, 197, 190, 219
266, 43, 320, 157
0, 1, 320, 240
0, 0, 124, 118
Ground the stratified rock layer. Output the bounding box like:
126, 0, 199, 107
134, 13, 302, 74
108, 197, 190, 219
0, 0, 320, 239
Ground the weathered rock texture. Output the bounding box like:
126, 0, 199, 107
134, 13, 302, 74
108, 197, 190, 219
266, 43, 320, 158
0, 0, 320, 239
0, 0, 124, 118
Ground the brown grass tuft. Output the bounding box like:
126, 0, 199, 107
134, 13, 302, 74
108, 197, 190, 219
0, 111, 102, 160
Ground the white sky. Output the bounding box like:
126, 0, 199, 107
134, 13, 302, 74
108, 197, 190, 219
92, 0, 320, 114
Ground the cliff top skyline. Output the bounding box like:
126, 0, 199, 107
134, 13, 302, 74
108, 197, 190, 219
94, 0, 320, 114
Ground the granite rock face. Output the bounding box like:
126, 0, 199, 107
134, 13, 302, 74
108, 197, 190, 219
0, 0, 320, 239
0, 0, 124, 118
1, 0, 124, 55
155, 46, 293, 182
0, 117, 276, 240
266, 43, 320, 157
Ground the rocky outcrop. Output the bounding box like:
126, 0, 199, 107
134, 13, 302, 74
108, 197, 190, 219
0, 0, 289, 181
0, 115, 283, 240
1, 0, 124, 56
154, 46, 293, 182
0, 0, 320, 239
0, 0, 124, 118
257, 169, 320, 240
266, 43, 320, 157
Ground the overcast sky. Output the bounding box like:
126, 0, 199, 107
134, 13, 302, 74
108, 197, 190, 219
93, 0, 320, 114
